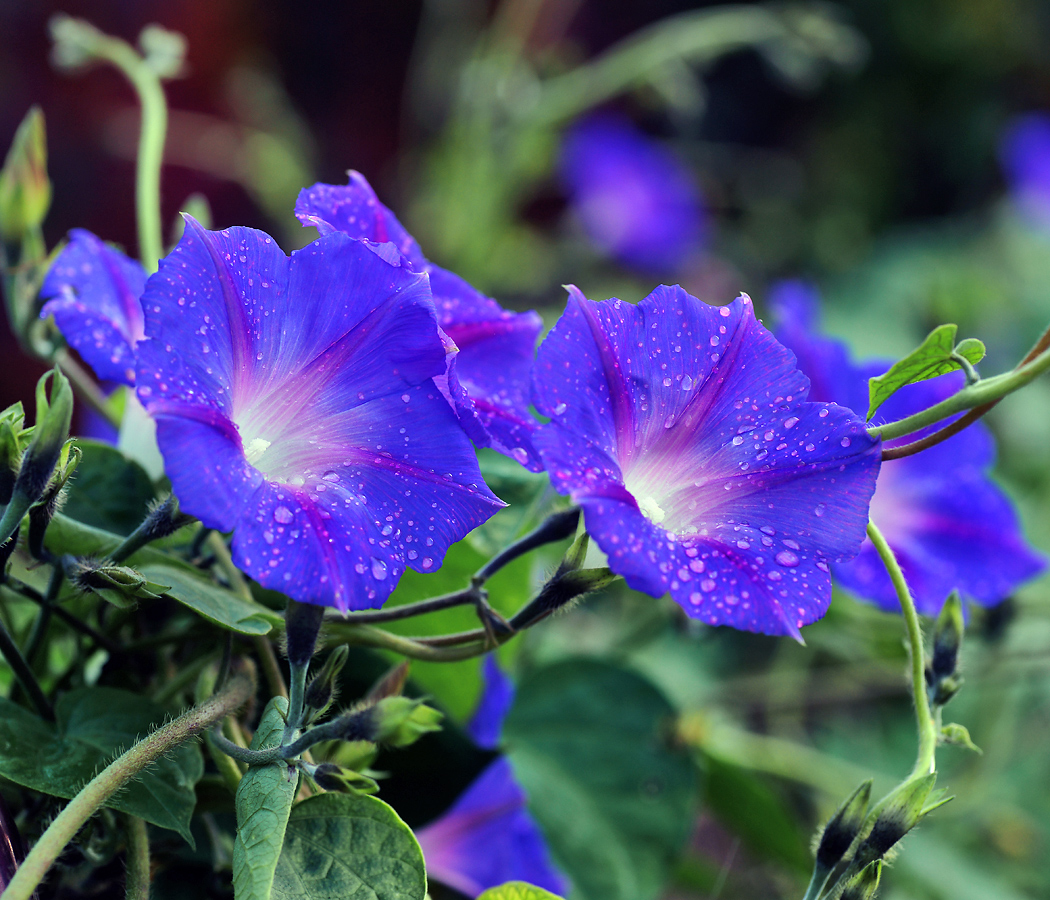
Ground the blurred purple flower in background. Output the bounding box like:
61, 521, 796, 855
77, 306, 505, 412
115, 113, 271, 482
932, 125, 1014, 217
135, 218, 502, 611
999, 112, 1050, 227
417, 658, 566, 898
771, 280, 1046, 615
40, 229, 146, 385
559, 116, 705, 274
296, 172, 544, 471
532, 286, 881, 638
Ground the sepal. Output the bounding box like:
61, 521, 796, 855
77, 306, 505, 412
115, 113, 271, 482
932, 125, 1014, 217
839, 860, 882, 900
0, 107, 50, 244
65, 556, 170, 609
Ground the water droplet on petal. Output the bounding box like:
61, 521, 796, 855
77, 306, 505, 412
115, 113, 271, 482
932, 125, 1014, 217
370, 557, 388, 580
775, 550, 799, 567
274, 506, 294, 524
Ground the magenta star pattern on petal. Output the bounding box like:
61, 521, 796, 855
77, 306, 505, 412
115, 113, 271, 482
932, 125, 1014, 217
532, 286, 881, 637
771, 281, 1046, 615
40, 229, 146, 385
295, 172, 544, 471
135, 218, 503, 611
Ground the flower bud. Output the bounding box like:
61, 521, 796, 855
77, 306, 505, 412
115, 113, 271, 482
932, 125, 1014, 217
12, 368, 73, 510
27, 442, 79, 560
854, 774, 937, 867
370, 696, 443, 748
0, 403, 26, 506
925, 591, 965, 707
138, 24, 187, 79
510, 534, 616, 629
308, 762, 379, 796
0, 107, 51, 243
67, 557, 169, 609
840, 860, 882, 900
303, 645, 350, 719
815, 779, 872, 871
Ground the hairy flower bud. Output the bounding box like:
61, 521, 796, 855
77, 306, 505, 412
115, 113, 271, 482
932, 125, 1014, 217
854, 774, 937, 867
67, 557, 169, 609
284, 599, 326, 668
926, 590, 965, 706
815, 779, 872, 871
308, 761, 379, 796
27, 442, 79, 560
303, 645, 350, 719
0, 403, 26, 507
0, 107, 50, 243
370, 696, 443, 748
12, 369, 73, 509
840, 860, 883, 900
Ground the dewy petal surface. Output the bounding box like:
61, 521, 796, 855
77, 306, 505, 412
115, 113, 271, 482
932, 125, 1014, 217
136, 219, 503, 610
533, 286, 881, 636
40, 229, 147, 385
773, 285, 1046, 614
295, 173, 543, 470
415, 757, 567, 899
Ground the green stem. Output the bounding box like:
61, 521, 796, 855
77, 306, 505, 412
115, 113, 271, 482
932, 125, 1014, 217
326, 622, 498, 662
0, 616, 53, 721
870, 345, 1050, 442
75, 37, 167, 271
866, 521, 937, 776
55, 351, 121, 429
0, 666, 254, 900
124, 815, 150, 900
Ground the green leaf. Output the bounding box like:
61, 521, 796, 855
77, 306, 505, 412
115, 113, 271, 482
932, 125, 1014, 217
478, 883, 565, 900
44, 514, 279, 634
271, 792, 427, 900
61, 440, 156, 535
137, 563, 279, 635
503, 660, 697, 900
0, 687, 202, 843
867, 324, 986, 419
234, 696, 298, 900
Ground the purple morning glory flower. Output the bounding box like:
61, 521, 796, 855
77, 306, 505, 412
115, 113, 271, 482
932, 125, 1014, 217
771, 281, 1046, 615
416, 659, 566, 898
531, 285, 881, 638
999, 112, 1050, 226
40, 229, 146, 385
559, 116, 705, 274
295, 172, 544, 471
134, 218, 503, 611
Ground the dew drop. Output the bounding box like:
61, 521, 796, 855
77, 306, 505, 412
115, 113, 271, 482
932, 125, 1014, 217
775, 550, 799, 567
840, 436, 851, 447
784, 416, 799, 430
370, 557, 388, 580
554, 402, 567, 415
273, 506, 294, 524
814, 503, 826, 517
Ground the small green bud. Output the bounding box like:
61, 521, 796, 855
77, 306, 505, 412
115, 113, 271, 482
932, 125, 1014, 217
13, 368, 73, 509
855, 774, 937, 866
370, 696, 443, 748
0, 403, 27, 506
308, 762, 379, 796
0, 107, 51, 243
138, 24, 187, 79
815, 779, 872, 870
840, 860, 882, 900
49, 15, 105, 70
67, 557, 169, 608
940, 722, 982, 754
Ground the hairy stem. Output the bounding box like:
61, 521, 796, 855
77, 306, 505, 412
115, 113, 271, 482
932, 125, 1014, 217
0, 665, 255, 900
866, 521, 937, 776
124, 815, 150, 900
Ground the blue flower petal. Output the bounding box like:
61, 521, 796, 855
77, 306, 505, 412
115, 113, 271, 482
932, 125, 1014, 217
137, 221, 502, 610
296, 174, 543, 470
40, 229, 146, 385
533, 285, 881, 636
773, 290, 1046, 614
416, 757, 567, 898
466, 657, 515, 750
